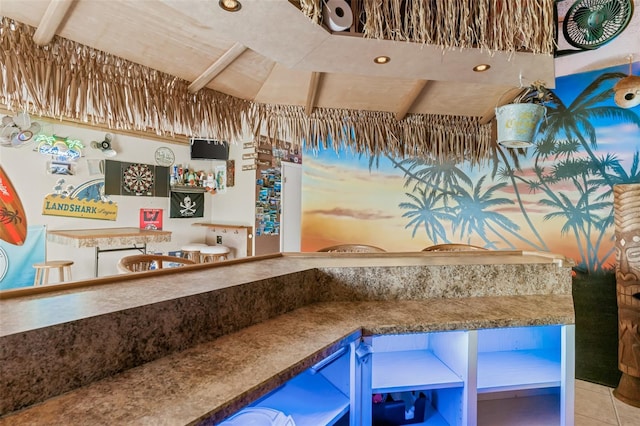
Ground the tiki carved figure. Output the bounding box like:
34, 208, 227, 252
618, 307, 640, 377
616, 234, 640, 284
614, 184, 640, 406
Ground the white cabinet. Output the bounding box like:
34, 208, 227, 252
367, 331, 470, 425
475, 325, 575, 426
362, 325, 574, 426
221, 325, 574, 426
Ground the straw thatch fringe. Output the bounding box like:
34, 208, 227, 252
301, 0, 555, 54
299, 0, 322, 24
0, 19, 252, 142
253, 104, 492, 165
0, 18, 492, 163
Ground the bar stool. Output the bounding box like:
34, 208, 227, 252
181, 243, 208, 263
200, 245, 231, 263
33, 260, 74, 285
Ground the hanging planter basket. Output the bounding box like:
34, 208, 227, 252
495, 103, 546, 149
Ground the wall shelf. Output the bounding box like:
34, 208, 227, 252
477, 349, 561, 393
170, 185, 207, 193
192, 222, 254, 257
373, 350, 463, 393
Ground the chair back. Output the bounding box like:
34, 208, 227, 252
317, 244, 386, 253
117, 254, 196, 273
422, 243, 487, 252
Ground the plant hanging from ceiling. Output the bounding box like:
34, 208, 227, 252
495, 81, 550, 149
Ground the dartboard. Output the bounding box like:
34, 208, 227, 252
122, 163, 154, 195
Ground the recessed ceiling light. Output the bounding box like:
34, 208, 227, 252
374, 56, 390, 64
219, 0, 241, 12
473, 64, 491, 72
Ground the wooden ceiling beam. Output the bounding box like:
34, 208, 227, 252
32, 0, 76, 45
305, 71, 322, 116
479, 87, 526, 125
188, 42, 247, 94
395, 80, 430, 121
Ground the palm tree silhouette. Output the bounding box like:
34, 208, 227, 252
539, 184, 610, 273
396, 154, 548, 250
526, 135, 624, 271
449, 176, 519, 249
539, 72, 640, 189
494, 145, 549, 251
379, 72, 638, 269
395, 157, 471, 202
593, 152, 640, 196
511, 71, 640, 272
399, 187, 453, 243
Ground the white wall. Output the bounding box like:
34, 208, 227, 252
0, 119, 255, 282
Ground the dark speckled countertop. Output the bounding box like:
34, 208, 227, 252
0, 251, 574, 424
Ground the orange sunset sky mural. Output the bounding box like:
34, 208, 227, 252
301, 62, 640, 273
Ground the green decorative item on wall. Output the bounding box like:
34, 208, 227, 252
557, 0, 634, 56
35, 134, 84, 161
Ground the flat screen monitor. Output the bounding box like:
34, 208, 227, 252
190, 138, 229, 160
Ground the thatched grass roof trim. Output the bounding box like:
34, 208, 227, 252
302, 0, 555, 55
253, 104, 492, 164
0, 18, 491, 164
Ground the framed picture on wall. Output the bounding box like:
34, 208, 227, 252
140, 208, 163, 230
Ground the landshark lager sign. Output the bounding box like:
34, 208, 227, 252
42, 194, 118, 220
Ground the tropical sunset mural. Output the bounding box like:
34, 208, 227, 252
302, 62, 640, 273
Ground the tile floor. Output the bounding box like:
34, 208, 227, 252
576, 380, 640, 425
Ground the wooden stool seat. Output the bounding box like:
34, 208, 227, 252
200, 245, 230, 263
117, 254, 196, 273
421, 243, 487, 252
181, 244, 208, 263
33, 260, 74, 285
317, 244, 386, 253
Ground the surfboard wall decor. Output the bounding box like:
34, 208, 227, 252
0, 165, 28, 245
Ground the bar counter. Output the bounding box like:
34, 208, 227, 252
0, 251, 574, 424
47, 227, 172, 276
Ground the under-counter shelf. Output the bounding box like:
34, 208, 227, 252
474, 324, 572, 425
252, 370, 349, 426
476, 325, 562, 394
477, 349, 561, 393
412, 407, 451, 426
368, 331, 469, 425
373, 350, 464, 393
477, 392, 560, 425
373, 398, 452, 426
